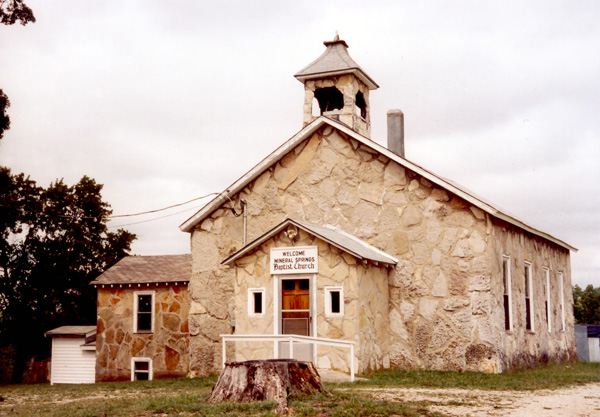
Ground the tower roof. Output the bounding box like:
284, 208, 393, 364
294, 35, 379, 90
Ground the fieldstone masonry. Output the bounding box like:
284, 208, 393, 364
231, 228, 389, 374
96, 284, 189, 381
188, 125, 576, 375
302, 74, 371, 137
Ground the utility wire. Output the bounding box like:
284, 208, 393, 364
3, 191, 234, 225
108, 192, 220, 218
108, 203, 206, 228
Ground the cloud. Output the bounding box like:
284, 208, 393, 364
1, 0, 599, 287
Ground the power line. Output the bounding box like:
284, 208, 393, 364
108, 192, 220, 218
2, 191, 229, 225
108, 203, 206, 228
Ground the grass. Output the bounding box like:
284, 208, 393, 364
355, 361, 600, 391
1, 362, 599, 416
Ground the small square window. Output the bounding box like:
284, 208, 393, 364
325, 287, 344, 317
131, 358, 152, 381
248, 288, 265, 316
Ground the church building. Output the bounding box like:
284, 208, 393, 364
179, 36, 577, 377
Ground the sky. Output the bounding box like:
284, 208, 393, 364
1, 1, 599, 287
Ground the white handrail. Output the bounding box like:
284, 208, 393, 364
220, 334, 356, 382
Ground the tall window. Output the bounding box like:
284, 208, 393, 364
524, 262, 534, 331
131, 358, 152, 381
248, 288, 265, 316
558, 272, 566, 331
543, 267, 551, 332
134, 291, 155, 333
325, 287, 344, 317
502, 256, 513, 331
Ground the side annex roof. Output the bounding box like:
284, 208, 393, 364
90, 254, 191, 286
180, 116, 576, 252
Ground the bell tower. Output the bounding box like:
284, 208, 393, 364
294, 34, 379, 138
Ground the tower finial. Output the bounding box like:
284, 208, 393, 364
334, 31, 339, 41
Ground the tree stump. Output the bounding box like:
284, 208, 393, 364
207, 359, 324, 414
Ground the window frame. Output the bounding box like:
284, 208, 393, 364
502, 256, 513, 332
543, 267, 551, 333
131, 357, 152, 381
324, 286, 344, 317
524, 261, 534, 332
133, 291, 155, 333
558, 272, 566, 331
248, 288, 266, 317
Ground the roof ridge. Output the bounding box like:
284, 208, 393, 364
179, 116, 575, 252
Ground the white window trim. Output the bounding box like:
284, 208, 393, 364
325, 286, 344, 317
503, 256, 513, 332
248, 288, 266, 317
543, 267, 551, 333
131, 357, 152, 381
524, 261, 535, 332
558, 272, 566, 331
133, 291, 155, 333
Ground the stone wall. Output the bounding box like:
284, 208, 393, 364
188, 124, 575, 375
230, 228, 390, 374
232, 235, 275, 363
96, 284, 189, 382
357, 263, 390, 372
489, 220, 576, 370
302, 75, 371, 137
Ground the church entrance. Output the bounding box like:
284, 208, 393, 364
281, 278, 310, 336
278, 276, 313, 361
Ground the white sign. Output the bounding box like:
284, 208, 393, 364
270, 246, 318, 275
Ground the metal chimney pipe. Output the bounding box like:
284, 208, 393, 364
387, 109, 405, 158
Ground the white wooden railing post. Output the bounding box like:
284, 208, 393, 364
289, 337, 294, 359
222, 337, 226, 369
350, 343, 355, 382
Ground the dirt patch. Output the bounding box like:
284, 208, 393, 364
360, 383, 600, 416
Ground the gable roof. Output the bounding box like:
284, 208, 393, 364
180, 116, 576, 252
294, 38, 379, 90
222, 218, 398, 267
90, 254, 191, 286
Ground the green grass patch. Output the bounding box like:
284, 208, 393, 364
289, 391, 445, 417
1, 362, 599, 416
355, 361, 600, 390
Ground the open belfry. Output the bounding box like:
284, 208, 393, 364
93, 35, 577, 381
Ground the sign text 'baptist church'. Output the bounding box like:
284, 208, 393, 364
270, 246, 318, 275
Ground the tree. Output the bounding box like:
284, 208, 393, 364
573, 284, 600, 325
0, 89, 9, 140
0, 167, 136, 381
1, 0, 35, 142
0, 0, 35, 25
